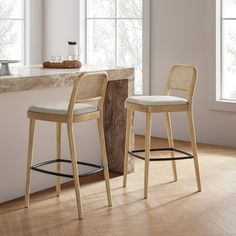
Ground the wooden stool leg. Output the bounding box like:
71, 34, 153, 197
144, 112, 151, 199
56, 123, 61, 197
25, 119, 36, 208
165, 113, 177, 181
67, 123, 83, 219
187, 110, 202, 192
123, 109, 132, 187
97, 115, 112, 207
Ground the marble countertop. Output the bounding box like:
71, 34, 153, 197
0, 65, 134, 93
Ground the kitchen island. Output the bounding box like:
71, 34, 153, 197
0, 65, 134, 203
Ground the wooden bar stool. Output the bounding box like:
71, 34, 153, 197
123, 64, 201, 198
25, 72, 112, 219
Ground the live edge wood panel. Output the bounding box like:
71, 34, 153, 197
0, 66, 135, 173
105, 79, 135, 173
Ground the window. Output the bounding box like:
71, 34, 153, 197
211, 0, 236, 111
81, 0, 149, 94
0, 0, 25, 61
221, 0, 236, 101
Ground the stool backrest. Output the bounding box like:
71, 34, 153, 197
165, 64, 197, 103
67, 72, 108, 119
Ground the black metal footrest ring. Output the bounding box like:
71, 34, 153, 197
31, 159, 104, 178
128, 148, 194, 161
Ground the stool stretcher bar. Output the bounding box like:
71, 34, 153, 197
128, 148, 194, 161
31, 159, 104, 178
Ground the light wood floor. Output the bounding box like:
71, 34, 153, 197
1, 136, 236, 236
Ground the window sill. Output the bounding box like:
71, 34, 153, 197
209, 98, 236, 113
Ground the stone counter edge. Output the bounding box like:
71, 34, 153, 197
0, 67, 134, 94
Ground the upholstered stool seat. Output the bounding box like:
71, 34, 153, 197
126, 96, 188, 106
29, 102, 97, 115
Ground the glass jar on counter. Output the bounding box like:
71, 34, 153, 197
67, 41, 78, 61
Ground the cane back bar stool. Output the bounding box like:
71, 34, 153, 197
123, 64, 201, 198
25, 72, 112, 219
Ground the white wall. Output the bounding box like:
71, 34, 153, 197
27, 0, 79, 63
27, 0, 79, 62
43, 0, 79, 61
135, 0, 236, 147
27, 0, 44, 64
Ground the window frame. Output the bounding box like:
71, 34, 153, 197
0, 0, 27, 64
79, 0, 150, 95
24, 0, 30, 65
210, 0, 236, 112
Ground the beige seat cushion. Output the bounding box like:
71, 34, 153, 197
28, 102, 97, 115
126, 96, 188, 106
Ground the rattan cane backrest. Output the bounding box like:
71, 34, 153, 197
67, 72, 108, 118
165, 64, 197, 102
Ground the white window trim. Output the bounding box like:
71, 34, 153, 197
210, 0, 236, 112
0, 0, 26, 64
142, 0, 150, 95
77, 0, 150, 95
24, 0, 30, 65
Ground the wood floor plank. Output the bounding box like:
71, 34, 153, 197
1, 136, 236, 235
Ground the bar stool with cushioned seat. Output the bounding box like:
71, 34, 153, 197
25, 72, 112, 219
123, 64, 201, 198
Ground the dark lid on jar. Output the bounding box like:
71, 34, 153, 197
68, 41, 77, 45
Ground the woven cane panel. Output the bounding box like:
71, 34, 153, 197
76, 74, 106, 100
168, 65, 196, 91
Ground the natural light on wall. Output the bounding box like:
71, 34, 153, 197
85, 0, 143, 94
0, 0, 24, 61
221, 0, 236, 100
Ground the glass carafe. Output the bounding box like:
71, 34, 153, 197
67, 41, 78, 61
